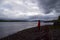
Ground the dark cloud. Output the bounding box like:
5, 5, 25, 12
0, 0, 60, 20
38, 0, 60, 14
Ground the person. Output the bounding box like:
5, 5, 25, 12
38, 20, 40, 30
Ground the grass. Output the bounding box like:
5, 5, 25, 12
49, 25, 60, 29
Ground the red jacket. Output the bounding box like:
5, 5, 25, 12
38, 20, 40, 30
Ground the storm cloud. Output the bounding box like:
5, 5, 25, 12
0, 0, 60, 20
38, 0, 60, 15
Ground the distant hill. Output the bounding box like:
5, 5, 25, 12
0, 16, 60, 22
0, 20, 28, 22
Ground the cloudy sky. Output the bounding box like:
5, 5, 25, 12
0, 0, 60, 20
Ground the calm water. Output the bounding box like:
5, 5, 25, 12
0, 22, 53, 38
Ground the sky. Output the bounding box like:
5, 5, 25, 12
0, 0, 60, 20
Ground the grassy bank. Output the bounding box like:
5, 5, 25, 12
49, 25, 60, 29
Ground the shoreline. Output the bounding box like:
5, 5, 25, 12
0, 25, 60, 40
0, 25, 51, 40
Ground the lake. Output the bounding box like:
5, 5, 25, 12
0, 22, 53, 38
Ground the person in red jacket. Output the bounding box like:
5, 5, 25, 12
38, 20, 40, 30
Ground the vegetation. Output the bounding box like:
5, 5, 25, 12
58, 16, 60, 22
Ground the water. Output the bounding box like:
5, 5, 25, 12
0, 22, 53, 38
